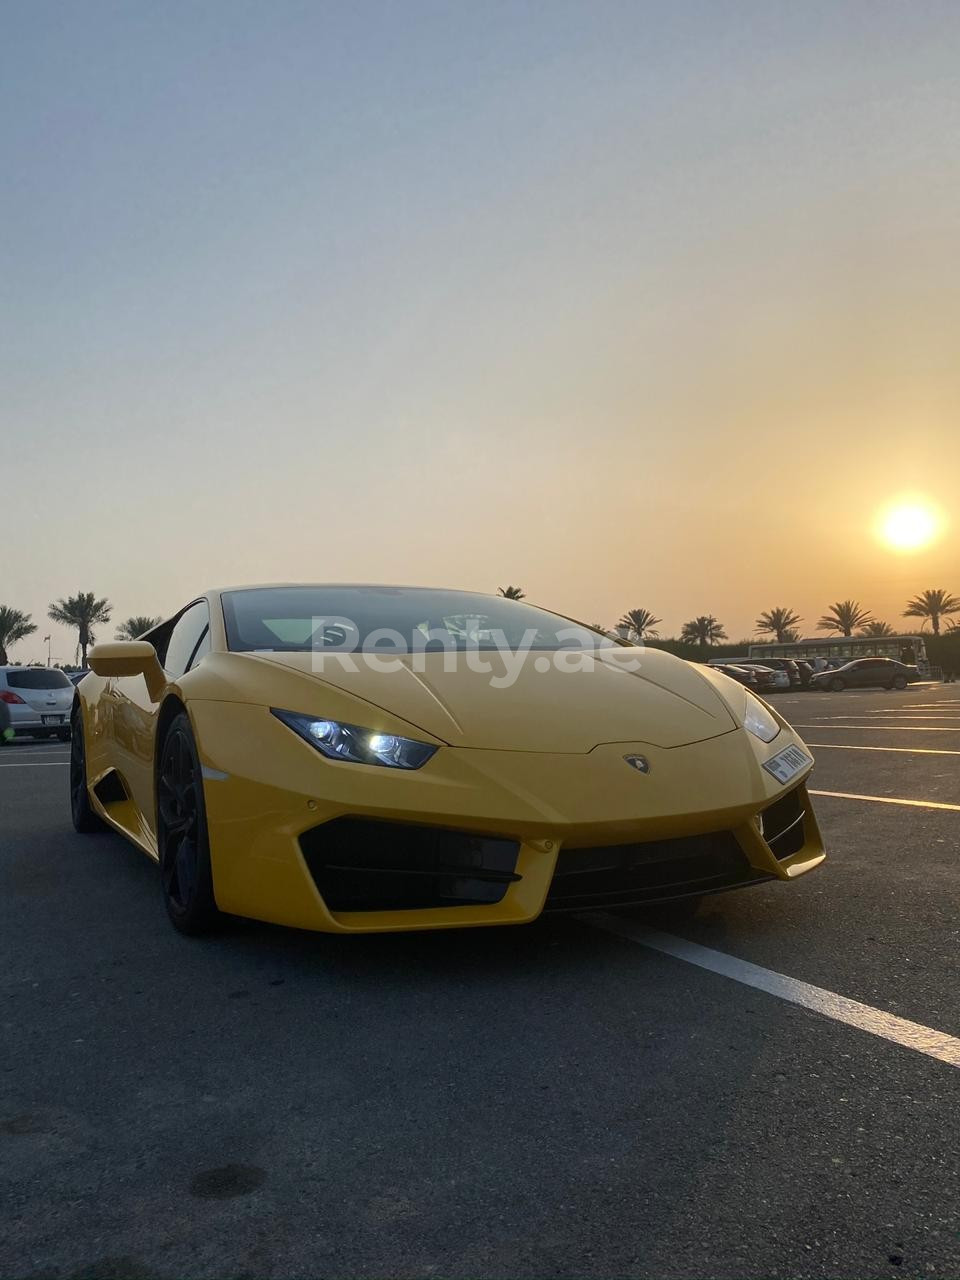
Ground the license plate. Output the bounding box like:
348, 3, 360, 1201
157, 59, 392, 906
762, 743, 811, 785
41, 715, 65, 725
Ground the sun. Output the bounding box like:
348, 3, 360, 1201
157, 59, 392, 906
877, 499, 941, 552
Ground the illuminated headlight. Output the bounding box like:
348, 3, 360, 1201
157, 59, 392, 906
271, 709, 437, 769
743, 691, 781, 743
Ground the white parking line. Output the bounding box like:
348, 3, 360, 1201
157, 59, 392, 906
811, 715, 960, 723
850, 715, 960, 721
794, 724, 960, 733
587, 917, 960, 1069
864, 711, 960, 717
810, 789, 960, 812
807, 743, 960, 756
0, 762, 69, 769
800, 714, 960, 722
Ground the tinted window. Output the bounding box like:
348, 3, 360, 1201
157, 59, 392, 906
163, 603, 210, 677
222, 586, 622, 654
144, 617, 175, 665
6, 669, 72, 690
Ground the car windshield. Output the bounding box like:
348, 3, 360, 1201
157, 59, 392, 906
6, 668, 72, 689
221, 586, 621, 654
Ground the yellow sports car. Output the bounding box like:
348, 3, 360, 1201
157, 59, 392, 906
72, 584, 825, 936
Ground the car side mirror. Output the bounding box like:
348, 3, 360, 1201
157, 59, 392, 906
89, 641, 166, 700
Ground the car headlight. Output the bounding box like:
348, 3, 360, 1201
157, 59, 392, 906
743, 691, 781, 743
271, 709, 438, 769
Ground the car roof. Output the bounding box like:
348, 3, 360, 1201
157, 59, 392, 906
206, 582, 503, 597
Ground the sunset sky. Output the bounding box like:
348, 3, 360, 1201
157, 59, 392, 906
2, 1, 958, 665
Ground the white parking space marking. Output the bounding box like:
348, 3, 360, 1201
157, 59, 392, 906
808, 743, 960, 756
800, 714, 960, 721
588, 917, 960, 1069
864, 710, 960, 716
811, 789, 960, 812
846, 714, 960, 721
0, 762, 70, 769
793, 724, 960, 733
808, 715, 960, 723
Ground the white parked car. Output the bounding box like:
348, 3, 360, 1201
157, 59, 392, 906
0, 667, 74, 739
737, 662, 791, 691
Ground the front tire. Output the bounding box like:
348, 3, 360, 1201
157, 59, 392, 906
70, 709, 106, 834
830, 677, 846, 692
157, 712, 222, 935
892, 674, 908, 690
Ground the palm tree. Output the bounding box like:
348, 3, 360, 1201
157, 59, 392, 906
754, 607, 802, 643
497, 585, 525, 600
861, 620, 895, 637
0, 606, 37, 665
115, 615, 162, 640
48, 592, 112, 667
902, 588, 960, 637
680, 615, 728, 657
617, 607, 662, 640
817, 600, 873, 637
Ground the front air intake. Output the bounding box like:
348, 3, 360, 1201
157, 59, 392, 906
545, 831, 763, 910
760, 786, 806, 860
299, 819, 521, 912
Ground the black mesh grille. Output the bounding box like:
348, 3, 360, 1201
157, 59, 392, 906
300, 819, 521, 912
761, 786, 806, 860
545, 830, 763, 910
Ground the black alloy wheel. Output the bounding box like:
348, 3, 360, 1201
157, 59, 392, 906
70, 709, 105, 834
156, 712, 222, 935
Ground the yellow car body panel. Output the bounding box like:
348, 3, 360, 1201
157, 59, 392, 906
77, 586, 825, 934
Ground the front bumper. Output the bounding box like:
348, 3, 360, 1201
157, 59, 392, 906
189, 700, 826, 934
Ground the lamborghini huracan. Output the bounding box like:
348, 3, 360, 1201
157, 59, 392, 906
72, 584, 825, 935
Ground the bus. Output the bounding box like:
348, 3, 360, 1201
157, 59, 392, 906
747, 634, 928, 674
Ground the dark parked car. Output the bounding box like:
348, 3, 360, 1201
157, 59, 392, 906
743, 657, 803, 689
811, 658, 919, 692
714, 663, 779, 693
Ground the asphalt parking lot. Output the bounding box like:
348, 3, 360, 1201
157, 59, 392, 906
1, 686, 958, 1280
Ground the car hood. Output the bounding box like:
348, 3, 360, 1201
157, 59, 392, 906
250, 647, 739, 752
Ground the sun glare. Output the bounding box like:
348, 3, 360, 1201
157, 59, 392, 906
877, 500, 940, 552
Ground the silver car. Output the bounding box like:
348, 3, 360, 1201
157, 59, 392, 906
736, 662, 791, 691
0, 666, 74, 739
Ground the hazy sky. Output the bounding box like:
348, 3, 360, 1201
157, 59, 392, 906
3, 1, 959, 664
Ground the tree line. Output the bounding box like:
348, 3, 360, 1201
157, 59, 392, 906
0, 586, 957, 666
611, 591, 959, 651
0, 595, 162, 666
500, 588, 958, 658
